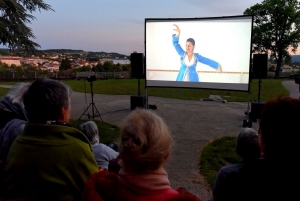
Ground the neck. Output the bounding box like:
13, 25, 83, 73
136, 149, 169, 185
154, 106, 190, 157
187, 52, 193, 57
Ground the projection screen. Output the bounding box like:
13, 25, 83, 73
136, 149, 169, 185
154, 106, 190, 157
145, 15, 253, 91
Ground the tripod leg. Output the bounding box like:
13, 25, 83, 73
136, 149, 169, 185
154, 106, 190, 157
78, 103, 92, 120
92, 103, 103, 121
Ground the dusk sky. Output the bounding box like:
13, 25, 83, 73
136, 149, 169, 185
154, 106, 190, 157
2, 0, 278, 55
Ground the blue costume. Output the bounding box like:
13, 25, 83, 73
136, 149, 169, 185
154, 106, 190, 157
172, 34, 219, 82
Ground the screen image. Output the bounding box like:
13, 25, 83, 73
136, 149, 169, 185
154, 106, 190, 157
145, 15, 253, 91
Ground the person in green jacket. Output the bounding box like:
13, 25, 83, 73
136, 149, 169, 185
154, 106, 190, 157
4, 78, 98, 201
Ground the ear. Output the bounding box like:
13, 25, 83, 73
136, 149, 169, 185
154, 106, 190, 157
61, 106, 68, 115
58, 106, 68, 122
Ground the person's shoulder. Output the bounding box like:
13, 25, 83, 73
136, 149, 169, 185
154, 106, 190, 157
7, 118, 26, 126
100, 143, 119, 153
165, 187, 201, 201
218, 163, 244, 173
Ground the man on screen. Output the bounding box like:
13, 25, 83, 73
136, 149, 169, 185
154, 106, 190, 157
172, 24, 222, 82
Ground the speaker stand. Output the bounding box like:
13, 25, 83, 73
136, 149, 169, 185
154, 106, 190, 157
258, 78, 262, 102
243, 92, 252, 127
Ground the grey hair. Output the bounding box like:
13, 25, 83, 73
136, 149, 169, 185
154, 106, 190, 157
4, 82, 30, 107
79, 121, 99, 145
236, 128, 261, 161
23, 78, 72, 123
120, 108, 173, 173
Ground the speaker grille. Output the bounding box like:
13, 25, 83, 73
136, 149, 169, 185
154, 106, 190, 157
131, 53, 144, 75
253, 54, 268, 79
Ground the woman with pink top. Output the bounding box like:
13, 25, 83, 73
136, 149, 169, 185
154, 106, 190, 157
83, 109, 202, 201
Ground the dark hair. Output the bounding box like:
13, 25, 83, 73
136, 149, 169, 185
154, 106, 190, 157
260, 96, 300, 160
236, 128, 260, 161
186, 38, 195, 46
23, 78, 72, 123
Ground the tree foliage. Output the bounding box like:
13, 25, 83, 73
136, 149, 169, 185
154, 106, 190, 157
0, 0, 54, 53
244, 0, 300, 78
59, 58, 72, 71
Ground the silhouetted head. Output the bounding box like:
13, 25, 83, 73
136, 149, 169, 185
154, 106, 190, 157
23, 78, 72, 124
236, 128, 260, 162
2, 82, 30, 108
259, 96, 300, 161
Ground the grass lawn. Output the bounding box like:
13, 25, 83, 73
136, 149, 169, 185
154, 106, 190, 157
64, 78, 289, 102
1, 78, 290, 102
0, 87, 9, 98
199, 136, 240, 189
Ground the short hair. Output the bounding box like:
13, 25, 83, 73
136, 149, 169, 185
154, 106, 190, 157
3, 82, 30, 107
23, 78, 72, 123
79, 121, 99, 145
259, 96, 300, 160
119, 109, 173, 173
236, 128, 260, 161
186, 38, 195, 46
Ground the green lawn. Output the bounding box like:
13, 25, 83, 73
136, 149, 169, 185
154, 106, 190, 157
199, 136, 240, 189
0, 78, 290, 102
0, 87, 9, 98
64, 78, 289, 102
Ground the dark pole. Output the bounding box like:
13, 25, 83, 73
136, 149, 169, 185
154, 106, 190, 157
258, 75, 262, 102
90, 81, 94, 118
138, 72, 140, 96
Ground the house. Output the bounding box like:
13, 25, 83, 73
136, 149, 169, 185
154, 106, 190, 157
21, 57, 47, 65
0, 56, 21, 66
43, 63, 60, 72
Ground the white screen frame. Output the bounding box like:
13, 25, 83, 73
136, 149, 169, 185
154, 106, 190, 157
145, 15, 253, 92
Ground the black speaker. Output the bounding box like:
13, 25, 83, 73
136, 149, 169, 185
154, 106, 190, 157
131, 53, 144, 75
130, 95, 146, 110
250, 100, 265, 122
253, 54, 268, 79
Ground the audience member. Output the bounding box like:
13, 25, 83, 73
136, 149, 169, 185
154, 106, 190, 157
213, 97, 300, 201
4, 78, 98, 201
83, 109, 202, 201
0, 83, 30, 199
0, 82, 29, 130
79, 121, 119, 171
212, 128, 260, 201
255, 96, 300, 200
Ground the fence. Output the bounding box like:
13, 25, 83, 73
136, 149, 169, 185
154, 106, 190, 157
267, 72, 291, 78
0, 71, 131, 81
75, 71, 131, 79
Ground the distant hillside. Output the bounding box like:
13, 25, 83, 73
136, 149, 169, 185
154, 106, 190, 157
42, 49, 85, 53
41, 49, 128, 57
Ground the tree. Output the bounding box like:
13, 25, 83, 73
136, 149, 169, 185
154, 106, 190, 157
103, 61, 113, 71
244, 0, 300, 78
0, 0, 53, 53
60, 58, 72, 71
